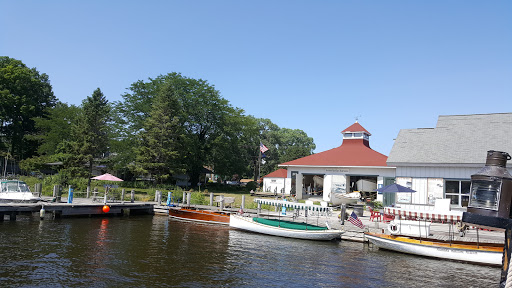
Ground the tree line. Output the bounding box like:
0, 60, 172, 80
0, 56, 316, 187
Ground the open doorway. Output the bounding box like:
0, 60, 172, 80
347, 175, 377, 201
302, 174, 324, 196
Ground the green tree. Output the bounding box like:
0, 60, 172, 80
64, 88, 111, 188
132, 84, 185, 183
31, 101, 80, 156
0, 57, 56, 160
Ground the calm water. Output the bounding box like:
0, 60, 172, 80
0, 215, 500, 288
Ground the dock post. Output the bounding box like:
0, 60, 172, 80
341, 204, 346, 225
182, 192, 186, 206
241, 195, 246, 210
155, 190, 159, 202
186, 192, 191, 206
130, 189, 135, 203
86, 186, 90, 198
34, 183, 42, 197
158, 191, 162, 205
257, 202, 261, 216
219, 195, 224, 211
53, 185, 61, 202
210, 192, 214, 207
9, 212, 16, 221
121, 189, 125, 203
67, 185, 74, 203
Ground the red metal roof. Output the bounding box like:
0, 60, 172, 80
263, 169, 288, 178
280, 139, 388, 167
342, 122, 371, 135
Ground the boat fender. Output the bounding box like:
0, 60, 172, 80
388, 222, 399, 234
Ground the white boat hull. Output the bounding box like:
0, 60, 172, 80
365, 233, 502, 266
330, 192, 360, 206
229, 214, 343, 241
0, 192, 41, 202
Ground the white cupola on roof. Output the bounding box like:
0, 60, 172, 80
341, 121, 371, 144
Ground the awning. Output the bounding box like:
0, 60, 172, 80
254, 198, 331, 212
384, 207, 463, 222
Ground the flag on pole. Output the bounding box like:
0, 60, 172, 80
348, 212, 365, 229
261, 153, 266, 158
260, 143, 269, 153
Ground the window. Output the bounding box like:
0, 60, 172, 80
445, 180, 471, 207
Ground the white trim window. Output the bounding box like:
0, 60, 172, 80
445, 180, 471, 207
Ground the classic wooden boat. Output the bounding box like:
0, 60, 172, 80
168, 207, 230, 225
230, 214, 343, 240
230, 198, 343, 240
364, 232, 503, 266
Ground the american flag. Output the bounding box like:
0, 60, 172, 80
260, 143, 269, 153
348, 211, 365, 229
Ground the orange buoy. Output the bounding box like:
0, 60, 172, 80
102, 205, 110, 213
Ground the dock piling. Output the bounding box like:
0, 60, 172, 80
131, 189, 135, 203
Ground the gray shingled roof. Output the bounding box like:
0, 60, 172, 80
387, 113, 512, 165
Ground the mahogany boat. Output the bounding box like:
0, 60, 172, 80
168, 207, 230, 225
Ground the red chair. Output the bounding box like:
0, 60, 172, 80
369, 207, 382, 222
382, 213, 395, 223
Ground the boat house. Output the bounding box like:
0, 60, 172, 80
387, 113, 512, 209
279, 122, 395, 202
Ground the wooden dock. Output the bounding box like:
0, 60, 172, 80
0, 198, 154, 221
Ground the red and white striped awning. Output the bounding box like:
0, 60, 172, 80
384, 207, 463, 222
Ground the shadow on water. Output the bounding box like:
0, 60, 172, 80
0, 216, 500, 287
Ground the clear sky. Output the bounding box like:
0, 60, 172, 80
2, 1, 511, 156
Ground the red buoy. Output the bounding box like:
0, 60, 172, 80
102, 205, 110, 213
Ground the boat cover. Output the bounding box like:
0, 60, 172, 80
253, 217, 328, 230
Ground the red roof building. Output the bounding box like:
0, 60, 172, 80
278, 122, 395, 201
280, 122, 387, 167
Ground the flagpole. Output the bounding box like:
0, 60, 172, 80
258, 147, 261, 182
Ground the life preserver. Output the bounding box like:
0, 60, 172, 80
388, 222, 399, 234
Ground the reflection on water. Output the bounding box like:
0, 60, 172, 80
0, 216, 500, 287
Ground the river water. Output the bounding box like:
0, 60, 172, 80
0, 215, 500, 287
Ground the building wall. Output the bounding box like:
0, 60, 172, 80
263, 177, 285, 194
395, 166, 512, 207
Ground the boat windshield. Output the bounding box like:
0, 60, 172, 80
1, 181, 31, 193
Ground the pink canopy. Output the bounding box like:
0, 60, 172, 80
91, 173, 124, 182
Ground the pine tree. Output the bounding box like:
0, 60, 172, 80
133, 85, 185, 184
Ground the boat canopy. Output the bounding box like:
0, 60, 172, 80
254, 198, 331, 212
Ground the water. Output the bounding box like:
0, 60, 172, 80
0, 215, 500, 287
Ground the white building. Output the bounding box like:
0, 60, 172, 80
387, 113, 512, 209
262, 169, 287, 194
279, 122, 395, 203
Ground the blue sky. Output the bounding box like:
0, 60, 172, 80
2, 1, 511, 156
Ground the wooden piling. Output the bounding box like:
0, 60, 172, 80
131, 189, 135, 203
209, 192, 214, 207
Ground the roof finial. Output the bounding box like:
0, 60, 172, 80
355, 115, 361, 123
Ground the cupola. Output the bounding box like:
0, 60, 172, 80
341, 121, 371, 146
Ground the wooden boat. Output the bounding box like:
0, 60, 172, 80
229, 198, 343, 240
168, 207, 230, 225
230, 214, 343, 240
364, 232, 503, 266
